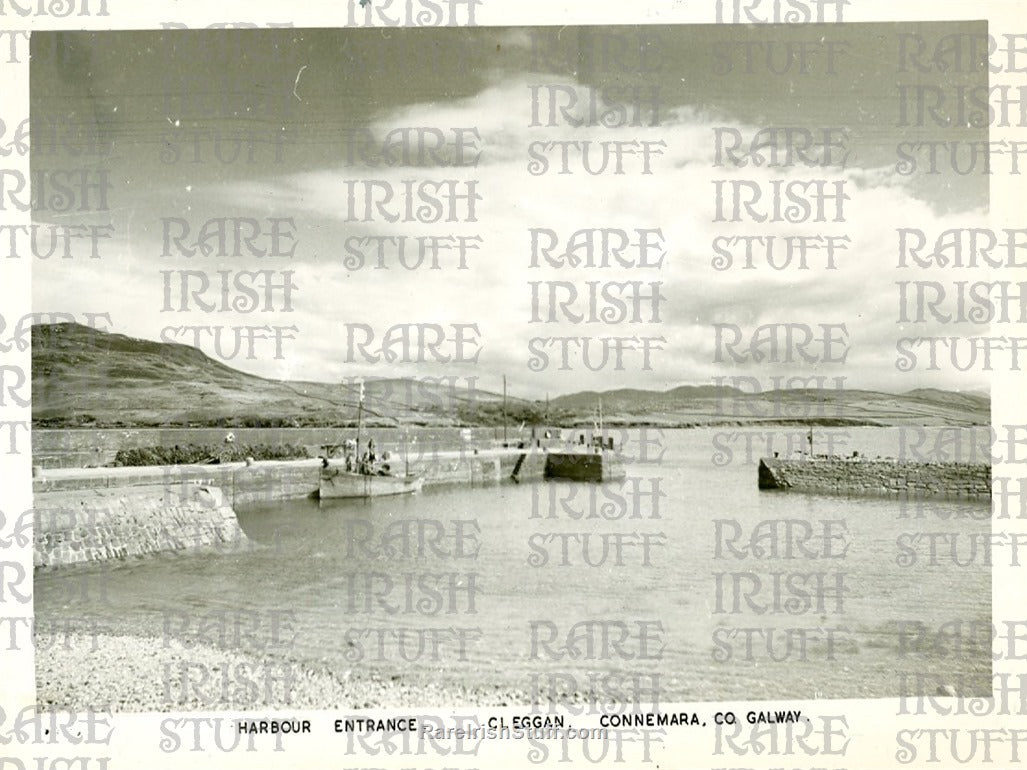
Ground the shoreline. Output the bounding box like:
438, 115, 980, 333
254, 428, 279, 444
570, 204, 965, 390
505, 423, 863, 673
36, 631, 537, 712
34, 416, 989, 433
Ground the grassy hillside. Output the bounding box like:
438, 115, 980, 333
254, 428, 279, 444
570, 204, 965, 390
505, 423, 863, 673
31, 323, 520, 428
31, 324, 989, 428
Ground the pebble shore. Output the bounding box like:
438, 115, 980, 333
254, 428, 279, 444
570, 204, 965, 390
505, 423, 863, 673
36, 632, 534, 712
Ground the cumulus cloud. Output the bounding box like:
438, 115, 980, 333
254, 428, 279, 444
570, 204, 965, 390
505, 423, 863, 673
34, 72, 994, 397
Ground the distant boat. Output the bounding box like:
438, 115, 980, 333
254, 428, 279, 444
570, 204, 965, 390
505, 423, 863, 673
319, 467, 423, 499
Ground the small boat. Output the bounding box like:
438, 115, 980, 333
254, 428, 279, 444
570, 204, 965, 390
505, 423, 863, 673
319, 467, 423, 499
318, 379, 422, 499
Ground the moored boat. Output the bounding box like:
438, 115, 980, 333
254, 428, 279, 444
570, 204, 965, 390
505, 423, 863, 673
319, 468, 423, 499
318, 378, 423, 499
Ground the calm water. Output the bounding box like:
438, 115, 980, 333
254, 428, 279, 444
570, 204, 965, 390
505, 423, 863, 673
35, 427, 993, 702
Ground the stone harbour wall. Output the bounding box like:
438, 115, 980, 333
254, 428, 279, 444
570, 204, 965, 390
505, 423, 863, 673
34, 484, 250, 569
32, 460, 322, 507
332, 448, 548, 486
758, 457, 991, 501
31, 451, 551, 568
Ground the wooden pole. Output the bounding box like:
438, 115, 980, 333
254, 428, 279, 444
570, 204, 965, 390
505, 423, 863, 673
355, 380, 364, 468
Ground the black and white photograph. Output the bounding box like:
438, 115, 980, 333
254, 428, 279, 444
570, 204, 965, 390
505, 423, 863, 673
3, 5, 1024, 768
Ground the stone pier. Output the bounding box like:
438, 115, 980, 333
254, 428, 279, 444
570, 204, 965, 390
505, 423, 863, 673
758, 457, 990, 501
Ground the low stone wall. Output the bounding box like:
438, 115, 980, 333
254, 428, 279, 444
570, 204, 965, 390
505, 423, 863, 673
33, 451, 550, 504
32, 460, 323, 507
34, 484, 249, 569
409, 454, 502, 485
758, 457, 990, 501
32, 451, 553, 568
500, 450, 548, 482
231, 464, 321, 506
392, 448, 548, 486
33, 427, 512, 469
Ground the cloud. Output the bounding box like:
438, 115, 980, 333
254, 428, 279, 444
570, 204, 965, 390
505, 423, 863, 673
34, 72, 994, 398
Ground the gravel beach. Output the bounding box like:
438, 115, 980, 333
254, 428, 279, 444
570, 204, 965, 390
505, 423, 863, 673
36, 632, 535, 712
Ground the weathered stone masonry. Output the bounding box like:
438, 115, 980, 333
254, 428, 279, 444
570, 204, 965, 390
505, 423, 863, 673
32, 451, 551, 568
34, 484, 248, 569
758, 457, 990, 501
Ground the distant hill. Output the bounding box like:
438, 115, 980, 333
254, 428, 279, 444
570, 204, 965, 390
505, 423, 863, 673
31, 324, 990, 428
903, 388, 991, 412
549, 386, 989, 428
31, 323, 522, 428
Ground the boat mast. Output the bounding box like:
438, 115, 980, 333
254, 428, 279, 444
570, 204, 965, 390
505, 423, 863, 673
598, 398, 604, 451
355, 379, 364, 460
502, 374, 507, 446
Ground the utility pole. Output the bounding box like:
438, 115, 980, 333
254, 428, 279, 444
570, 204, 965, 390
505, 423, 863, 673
502, 375, 507, 446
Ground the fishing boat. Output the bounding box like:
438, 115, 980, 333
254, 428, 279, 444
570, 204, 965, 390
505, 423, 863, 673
318, 379, 423, 500
319, 467, 423, 499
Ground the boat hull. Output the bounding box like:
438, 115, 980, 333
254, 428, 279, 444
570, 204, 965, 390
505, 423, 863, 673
319, 470, 424, 499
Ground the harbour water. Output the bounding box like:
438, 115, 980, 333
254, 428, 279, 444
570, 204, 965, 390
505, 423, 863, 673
34, 427, 993, 705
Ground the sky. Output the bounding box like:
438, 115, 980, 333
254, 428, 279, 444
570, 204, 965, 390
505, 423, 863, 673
29, 24, 993, 398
